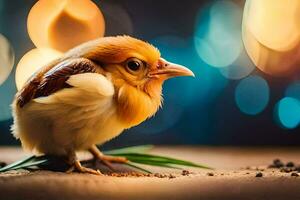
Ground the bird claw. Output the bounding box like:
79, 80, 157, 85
89, 146, 128, 171
66, 160, 102, 175
94, 155, 128, 171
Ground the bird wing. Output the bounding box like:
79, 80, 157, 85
16, 58, 103, 108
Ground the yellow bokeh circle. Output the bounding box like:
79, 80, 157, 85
15, 48, 63, 90
27, 0, 105, 52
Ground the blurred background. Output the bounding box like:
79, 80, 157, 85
1, 0, 300, 148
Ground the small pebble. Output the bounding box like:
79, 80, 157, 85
291, 172, 299, 177
273, 159, 284, 168
280, 167, 293, 173
286, 162, 295, 167
207, 172, 214, 176
181, 170, 190, 176
0, 161, 6, 168
255, 172, 263, 177
168, 174, 176, 179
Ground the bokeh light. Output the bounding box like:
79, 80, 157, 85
194, 0, 242, 68
275, 97, 300, 129
243, 0, 300, 77
285, 81, 300, 101
27, 0, 105, 52
235, 75, 269, 115
219, 48, 255, 80
0, 34, 14, 86
0, 75, 15, 121
247, 0, 300, 52
15, 48, 62, 90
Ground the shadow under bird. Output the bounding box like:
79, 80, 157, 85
11, 36, 194, 174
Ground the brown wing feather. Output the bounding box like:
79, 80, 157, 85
16, 58, 102, 108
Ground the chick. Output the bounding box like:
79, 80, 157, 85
11, 36, 194, 174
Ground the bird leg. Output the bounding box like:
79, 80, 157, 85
89, 145, 128, 170
66, 151, 102, 175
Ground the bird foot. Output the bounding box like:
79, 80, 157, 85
94, 154, 128, 171
97, 155, 128, 163
66, 160, 102, 175
89, 146, 128, 171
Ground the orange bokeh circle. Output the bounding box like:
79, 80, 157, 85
27, 0, 105, 52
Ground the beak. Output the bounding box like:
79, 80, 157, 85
149, 58, 195, 79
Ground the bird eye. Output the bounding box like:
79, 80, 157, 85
126, 58, 144, 73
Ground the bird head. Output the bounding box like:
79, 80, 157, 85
77, 36, 194, 127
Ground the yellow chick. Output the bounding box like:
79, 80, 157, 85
11, 36, 194, 174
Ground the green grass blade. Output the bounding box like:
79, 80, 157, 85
124, 162, 152, 173
129, 160, 183, 169
19, 159, 50, 169
111, 153, 213, 169
104, 145, 154, 155
115, 156, 184, 167
0, 155, 37, 172
0, 155, 56, 172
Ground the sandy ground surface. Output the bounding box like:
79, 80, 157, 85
0, 146, 300, 200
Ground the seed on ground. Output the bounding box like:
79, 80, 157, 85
207, 172, 214, 176
255, 172, 263, 177
291, 173, 299, 177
